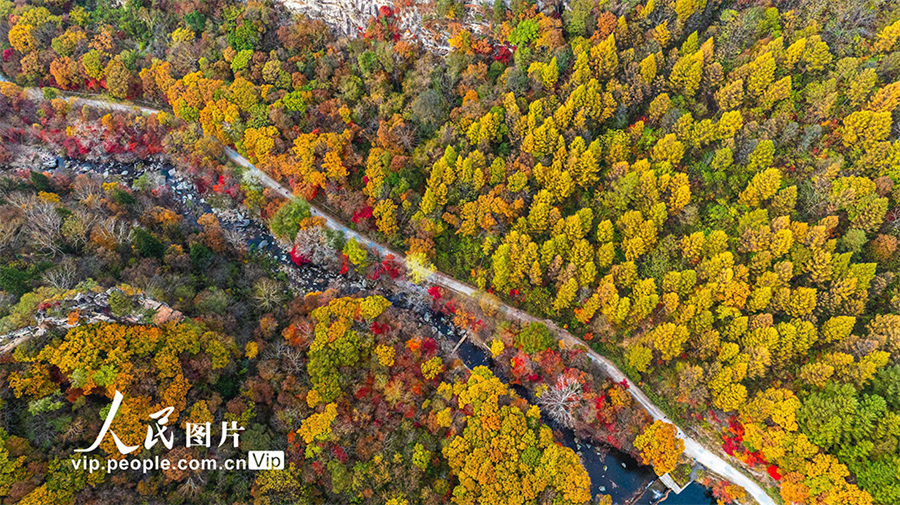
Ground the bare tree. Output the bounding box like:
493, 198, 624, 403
798, 164, 836, 219
293, 226, 334, 265
272, 407, 303, 432
253, 278, 285, 311
30, 417, 58, 448
263, 340, 289, 361
538, 375, 583, 429
0, 206, 24, 252
42, 258, 78, 290
282, 347, 306, 375
61, 418, 86, 443
100, 216, 132, 246
61, 209, 99, 248
222, 228, 247, 252
4, 191, 33, 210
72, 173, 103, 205
887, 210, 900, 233
26, 201, 63, 253
397, 280, 431, 313
177, 475, 205, 501
261, 340, 306, 375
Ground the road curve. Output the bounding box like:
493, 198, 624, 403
18, 86, 775, 505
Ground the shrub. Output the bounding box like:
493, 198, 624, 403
107, 291, 133, 317
190, 242, 213, 270
0, 266, 34, 297
508, 18, 539, 46
270, 198, 311, 241
184, 11, 206, 31
27, 396, 63, 416
514, 322, 554, 353
194, 287, 230, 315
131, 228, 164, 258
30, 171, 52, 192
112, 188, 135, 206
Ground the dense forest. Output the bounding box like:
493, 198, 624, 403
1, 0, 900, 503
0, 142, 597, 503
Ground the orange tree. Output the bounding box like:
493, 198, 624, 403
633, 420, 685, 476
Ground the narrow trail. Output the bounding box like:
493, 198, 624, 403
15, 84, 776, 505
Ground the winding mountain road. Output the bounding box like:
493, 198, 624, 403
14, 84, 776, 505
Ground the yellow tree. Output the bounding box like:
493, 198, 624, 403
554, 278, 579, 313
761, 76, 791, 110
669, 51, 703, 98
650, 323, 690, 361
443, 367, 591, 505
747, 52, 776, 97
542, 58, 559, 89
802, 35, 832, 72
715, 79, 744, 111
675, 0, 698, 22
640, 53, 657, 84
651, 134, 685, 166
322, 150, 348, 181
866, 81, 900, 113
242, 126, 279, 164
875, 19, 900, 52
841, 110, 892, 148
373, 199, 398, 237
716, 110, 743, 140
591, 34, 618, 79
739, 168, 782, 207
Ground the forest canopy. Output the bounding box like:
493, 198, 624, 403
1, 0, 900, 503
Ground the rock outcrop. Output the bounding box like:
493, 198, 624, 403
280, 0, 495, 53
0, 288, 182, 354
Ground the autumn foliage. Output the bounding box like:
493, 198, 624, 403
2, 0, 900, 502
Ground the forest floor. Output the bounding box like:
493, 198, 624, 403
14, 84, 778, 505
